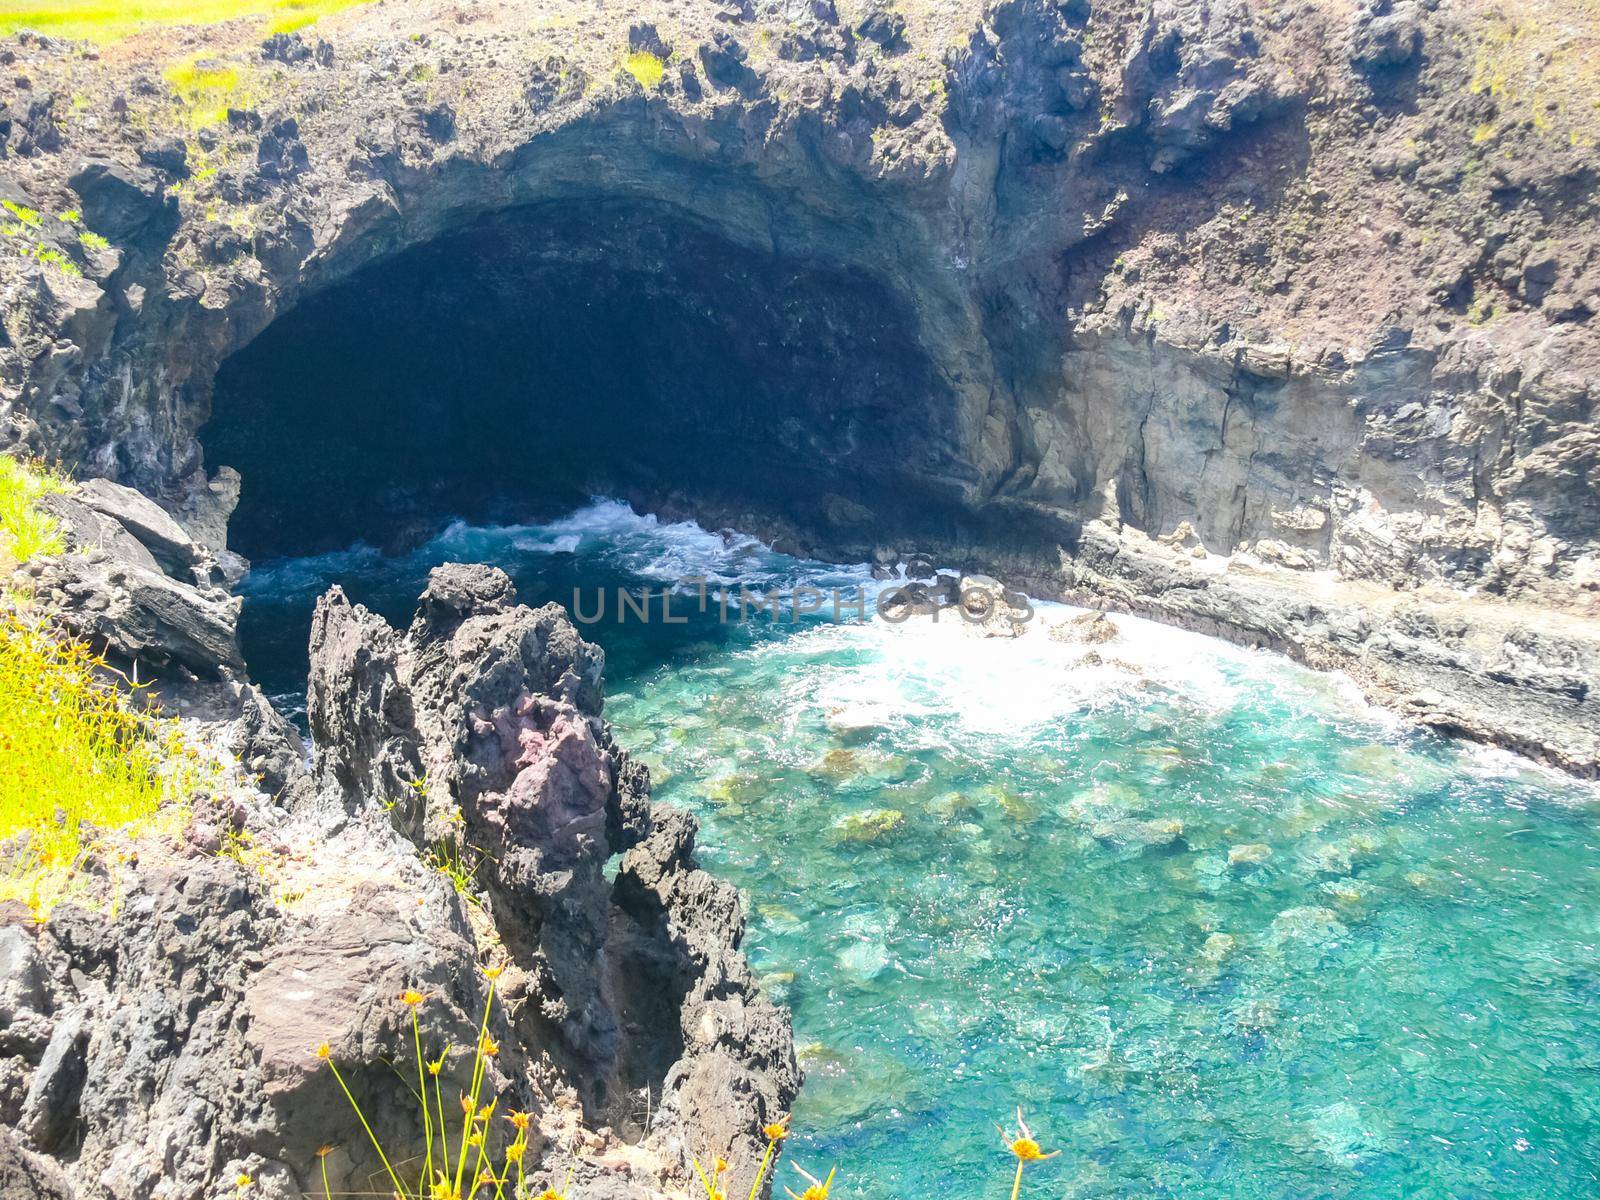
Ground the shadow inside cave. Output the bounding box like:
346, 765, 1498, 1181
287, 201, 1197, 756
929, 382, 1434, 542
207, 198, 967, 561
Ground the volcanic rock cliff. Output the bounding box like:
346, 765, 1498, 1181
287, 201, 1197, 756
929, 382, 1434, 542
2, 0, 1597, 770
2, 508, 797, 1199
1, 0, 1598, 1192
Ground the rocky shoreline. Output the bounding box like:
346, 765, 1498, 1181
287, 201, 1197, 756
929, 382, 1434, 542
2, 480, 798, 1199
2, 0, 1596, 777
623, 490, 1600, 778
1, 0, 1598, 1190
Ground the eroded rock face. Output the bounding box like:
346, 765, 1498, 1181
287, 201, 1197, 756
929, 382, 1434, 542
0, 563, 797, 1200
0, 0, 1591, 590
307, 564, 801, 1176
0, 0, 1596, 762
10, 477, 310, 807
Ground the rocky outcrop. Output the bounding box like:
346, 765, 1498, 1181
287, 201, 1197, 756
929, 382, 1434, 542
1052, 522, 1600, 775
306, 564, 800, 1176
0, 563, 797, 1199
23, 478, 243, 673
11, 475, 310, 804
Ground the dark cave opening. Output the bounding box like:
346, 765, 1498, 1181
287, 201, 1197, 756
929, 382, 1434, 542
207, 199, 966, 562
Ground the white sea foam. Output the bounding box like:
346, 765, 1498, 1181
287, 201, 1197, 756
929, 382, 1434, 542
238, 542, 386, 597
524, 498, 874, 589
510, 533, 582, 554
243, 498, 1456, 764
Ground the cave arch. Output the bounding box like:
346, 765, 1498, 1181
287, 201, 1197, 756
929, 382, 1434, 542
205, 192, 983, 560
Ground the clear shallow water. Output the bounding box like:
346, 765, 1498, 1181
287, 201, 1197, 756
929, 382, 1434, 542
240, 501, 1600, 1200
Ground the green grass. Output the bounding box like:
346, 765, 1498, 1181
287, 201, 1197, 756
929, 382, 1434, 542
0, 456, 67, 566
623, 49, 665, 89
3, 202, 88, 276
0, 455, 211, 919
0, 0, 374, 43
163, 54, 246, 127
0, 615, 206, 918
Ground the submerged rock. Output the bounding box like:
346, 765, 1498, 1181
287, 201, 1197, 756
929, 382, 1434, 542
1308, 833, 1381, 876
831, 808, 907, 843
1049, 610, 1119, 646
1090, 815, 1186, 849
809, 747, 862, 779
1228, 842, 1273, 868
1268, 905, 1349, 948
1199, 931, 1238, 961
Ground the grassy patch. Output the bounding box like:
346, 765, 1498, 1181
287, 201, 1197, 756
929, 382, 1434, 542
164, 54, 247, 127
0, 456, 68, 567
2, 202, 86, 278
0, 615, 207, 919
1467, 0, 1600, 147
623, 49, 665, 89
0, 456, 212, 919
0, 0, 374, 43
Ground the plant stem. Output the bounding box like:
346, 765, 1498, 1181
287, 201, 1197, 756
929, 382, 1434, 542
434, 1071, 451, 1176
692, 1155, 718, 1199
453, 980, 497, 1198
413, 1008, 433, 1194
1010, 1160, 1025, 1200
328, 1059, 411, 1200
472, 1132, 493, 1198
746, 1139, 776, 1200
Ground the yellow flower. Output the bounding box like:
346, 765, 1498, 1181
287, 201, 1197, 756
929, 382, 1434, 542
692, 1155, 729, 1200
427, 1054, 446, 1076
479, 1035, 500, 1057
430, 1172, 462, 1200
475, 1099, 497, 1123
1000, 1109, 1059, 1162
714, 1157, 730, 1175
506, 1109, 532, 1131
467, 1132, 484, 1148
314, 1042, 332, 1061
314, 1145, 336, 1159
461, 1094, 477, 1116
782, 1164, 836, 1200
534, 1191, 562, 1200
505, 1139, 527, 1164
235, 1175, 253, 1191
401, 988, 425, 1007
483, 964, 504, 981
762, 1113, 792, 1142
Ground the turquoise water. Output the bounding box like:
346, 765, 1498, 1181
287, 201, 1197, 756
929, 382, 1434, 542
241, 501, 1600, 1200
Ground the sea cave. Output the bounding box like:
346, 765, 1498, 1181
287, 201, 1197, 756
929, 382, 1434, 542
2, 1, 1599, 1198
